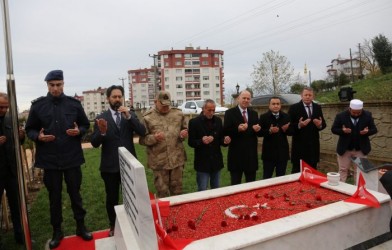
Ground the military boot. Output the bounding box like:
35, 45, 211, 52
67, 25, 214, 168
49, 228, 64, 249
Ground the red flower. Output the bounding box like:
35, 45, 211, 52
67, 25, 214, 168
188, 220, 196, 230
264, 193, 270, 198
171, 225, 178, 231
255, 193, 262, 198
306, 203, 312, 208
166, 228, 172, 233
252, 215, 259, 221
221, 221, 228, 227
315, 195, 322, 201
244, 214, 250, 220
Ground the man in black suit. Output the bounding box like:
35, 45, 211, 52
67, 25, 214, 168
331, 99, 377, 182
188, 99, 231, 191
258, 97, 291, 179
91, 85, 146, 236
224, 90, 261, 185
0, 92, 24, 246
288, 87, 326, 173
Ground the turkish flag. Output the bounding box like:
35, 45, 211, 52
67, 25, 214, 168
149, 192, 171, 220
344, 173, 380, 208
299, 160, 328, 186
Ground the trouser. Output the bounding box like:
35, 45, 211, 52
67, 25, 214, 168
337, 150, 365, 182
43, 167, 86, 228
0, 177, 23, 241
230, 170, 256, 185
101, 172, 121, 227
152, 166, 183, 198
196, 170, 221, 191
263, 160, 288, 179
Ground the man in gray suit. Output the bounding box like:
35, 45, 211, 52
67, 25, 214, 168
91, 85, 145, 236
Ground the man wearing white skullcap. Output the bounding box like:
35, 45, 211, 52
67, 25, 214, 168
331, 99, 378, 182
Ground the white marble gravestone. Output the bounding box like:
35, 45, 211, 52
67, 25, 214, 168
112, 147, 157, 250
96, 153, 391, 250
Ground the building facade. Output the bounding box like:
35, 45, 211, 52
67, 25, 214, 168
82, 87, 108, 120
326, 56, 366, 82
128, 46, 225, 108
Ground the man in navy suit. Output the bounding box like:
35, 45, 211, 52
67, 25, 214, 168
223, 90, 261, 185
288, 87, 326, 173
91, 85, 146, 236
331, 99, 377, 182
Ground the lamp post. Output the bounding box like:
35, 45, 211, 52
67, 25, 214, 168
119, 77, 126, 105
231, 83, 240, 106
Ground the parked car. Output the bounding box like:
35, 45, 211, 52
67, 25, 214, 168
179, 100, 228, 114
251, 94, 301, 106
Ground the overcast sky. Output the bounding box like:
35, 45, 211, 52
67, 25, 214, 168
0, 0, 391, 111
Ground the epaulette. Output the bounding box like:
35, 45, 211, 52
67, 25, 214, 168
31, 96, 45, 104
66, 96, 81, 102
142, 108, 154, 117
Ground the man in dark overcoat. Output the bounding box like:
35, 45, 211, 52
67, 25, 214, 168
288, 87, 326, 173
224, 90, 261, 185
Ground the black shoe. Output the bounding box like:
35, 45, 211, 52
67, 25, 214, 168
49, 230, 64, 249
76, 225, 93, 241
108, 225, 115, 237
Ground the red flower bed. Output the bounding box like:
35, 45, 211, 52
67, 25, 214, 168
163, 181, 349, 240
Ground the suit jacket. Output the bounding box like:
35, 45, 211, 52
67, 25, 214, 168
331, 109, 377, 155
223, 106, 259, 172
188, 114, 227, 173
288, 101, 326, 163
258, 110, 290, 161
0, 114, 23, 178
91, 109, 146, 173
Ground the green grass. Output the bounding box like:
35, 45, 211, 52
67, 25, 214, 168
316, 73, 392, 103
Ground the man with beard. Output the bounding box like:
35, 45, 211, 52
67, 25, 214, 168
188, 99, 231, 191
25, 70, 92, 249
331, 99, 378, 182
91, 85, 145, 236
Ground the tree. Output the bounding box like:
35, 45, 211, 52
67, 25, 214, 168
372, 34, 392, 74
290, 83, 307, 94
251, 50, 295, 96
358, 39, 379, 76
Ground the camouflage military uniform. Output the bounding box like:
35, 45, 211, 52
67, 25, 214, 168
139, 107, 187, 197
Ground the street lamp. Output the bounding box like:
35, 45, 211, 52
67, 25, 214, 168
235, 83, 240, 94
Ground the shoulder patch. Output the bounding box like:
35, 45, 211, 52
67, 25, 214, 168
31, 96, 45, 104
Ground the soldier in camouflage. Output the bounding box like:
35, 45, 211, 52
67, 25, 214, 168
139, 91, 188, 198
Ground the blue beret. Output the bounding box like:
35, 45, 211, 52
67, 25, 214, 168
44, 70, 63, 81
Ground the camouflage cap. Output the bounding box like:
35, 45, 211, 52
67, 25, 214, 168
156, 91, 171, 106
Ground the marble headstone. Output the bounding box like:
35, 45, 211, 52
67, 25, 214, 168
117, 147, 157, 250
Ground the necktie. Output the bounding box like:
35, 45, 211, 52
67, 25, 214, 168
306, 105, 312, 118
353, 118, 358, 126
115, 112, 121, 128
274, 114, 279, 120
242, 110, 247, 123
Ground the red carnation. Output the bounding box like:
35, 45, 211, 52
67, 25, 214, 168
221, 220, 228, 227
244, 214, 250, 220
166, 228, 172, 233
252, 215, 259, 221
171, 225, 178, 231
315, 195, 322, 201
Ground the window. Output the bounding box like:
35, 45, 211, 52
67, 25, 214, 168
176, 76, 183, 81
163, 55, 169, 59
177, 92, 183, 96
203, 91, 210, 95
203, 83, 209, 88
141, 83, 146, 88
185, 76, 193, 81
214, 61, 219, 66
215, 76, 220, 80
184, 61, 191, 66
176, 69, 182, 74
202, 53, 208, 57
164, 69, 169, 74
192, 61, 200, 65
192, 53, 200, 57
203, 76, 209, 81
184, 54, 191, 58
214, 54, 219, 58
176, 84, 183, 88
142, 78, 146, 81
175, 61, 182, 66
164, 62, 169, 67
202, 68, 209, 73
202, 61, 209, 65
164, 77, 169, 81
216, 83, 220, 87
175, 54, 182, 58
165, 85, 170, 89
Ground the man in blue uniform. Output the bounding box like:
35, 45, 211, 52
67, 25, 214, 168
25, 70, 92, 249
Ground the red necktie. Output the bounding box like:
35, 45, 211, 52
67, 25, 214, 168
242, 110, 247, 123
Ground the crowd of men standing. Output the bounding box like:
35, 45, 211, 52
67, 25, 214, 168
0, 69, 379, 249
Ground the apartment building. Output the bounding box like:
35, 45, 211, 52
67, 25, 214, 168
129, 46, 225, 108
326, 56, 366, 81
82, 87, 108, 120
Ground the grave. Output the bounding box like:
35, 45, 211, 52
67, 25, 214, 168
96, 148, 391, 250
